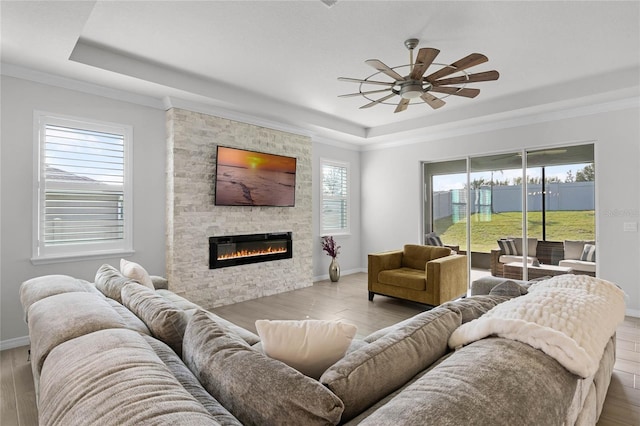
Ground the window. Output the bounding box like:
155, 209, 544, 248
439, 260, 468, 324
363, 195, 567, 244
32, 112, 133, 263
321, 159, 349, 235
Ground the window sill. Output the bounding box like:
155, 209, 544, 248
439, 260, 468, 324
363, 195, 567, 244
31, 249, 135, 265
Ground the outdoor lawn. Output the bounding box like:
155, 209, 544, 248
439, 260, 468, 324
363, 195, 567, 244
435, 210, 595, 253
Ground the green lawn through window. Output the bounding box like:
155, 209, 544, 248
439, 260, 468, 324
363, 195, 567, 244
435, 210, 595, 253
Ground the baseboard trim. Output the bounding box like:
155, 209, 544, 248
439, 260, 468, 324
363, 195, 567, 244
625, 308, 640, 318
313, 268, 365, 283
0, 336, 30, 351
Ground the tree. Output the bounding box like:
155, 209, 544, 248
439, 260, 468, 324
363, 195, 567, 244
576, 163, 595, 182
565, 170, 575, 183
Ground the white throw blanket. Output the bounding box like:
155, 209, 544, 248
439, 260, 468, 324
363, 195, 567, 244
449, 275, 626, 378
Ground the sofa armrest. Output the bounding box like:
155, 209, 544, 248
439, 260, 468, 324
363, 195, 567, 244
490, 249, 503, 276
426, 254, 468, 305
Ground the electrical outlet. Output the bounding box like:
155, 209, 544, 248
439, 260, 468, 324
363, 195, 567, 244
623, 222, 638, 232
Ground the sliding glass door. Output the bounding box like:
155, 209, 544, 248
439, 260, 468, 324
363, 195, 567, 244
423, 143, 595, 284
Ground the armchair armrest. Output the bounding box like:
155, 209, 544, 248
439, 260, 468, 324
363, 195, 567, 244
368, 250, 403, 291
426, 254, 468, 305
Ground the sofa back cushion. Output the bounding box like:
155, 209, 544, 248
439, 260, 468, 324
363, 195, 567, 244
183, 310, 344, 426
95, 263, 138, 303
20, 274, 99, 323
28, 292, 128, 376
121, 283, 188, 356
402, 244, 451, 270
320, 308, 461, 421
39, 329, 225, 426
564, 240, 595, 260
357, 338, 578, 426
507, 237, 538, 256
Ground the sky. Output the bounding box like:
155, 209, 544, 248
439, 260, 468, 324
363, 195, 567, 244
432, 163, 590, 191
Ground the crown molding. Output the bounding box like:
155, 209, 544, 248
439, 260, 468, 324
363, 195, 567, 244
0, 62, 165, 110
360, 93, 640, 152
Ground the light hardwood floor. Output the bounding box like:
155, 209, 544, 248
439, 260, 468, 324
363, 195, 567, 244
1, 272, 638, 425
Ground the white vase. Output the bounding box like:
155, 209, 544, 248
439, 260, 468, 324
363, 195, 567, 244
329, 258, 340, 282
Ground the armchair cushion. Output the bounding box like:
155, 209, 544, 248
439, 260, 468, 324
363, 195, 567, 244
378, 268, 425, 291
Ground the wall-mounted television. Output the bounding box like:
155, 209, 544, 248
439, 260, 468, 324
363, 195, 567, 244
214, 146, 297, 207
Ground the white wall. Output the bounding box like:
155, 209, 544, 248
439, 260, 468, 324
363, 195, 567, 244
361, 106, 640, 315
0, 76, 166, 346
312, 140, 361, 280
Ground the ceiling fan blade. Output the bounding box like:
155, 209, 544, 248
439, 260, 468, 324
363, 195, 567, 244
338, 77, 396, 86
394, 98, 410, 113
359, 93, 397, 109
338, 88, 392, 98
409, 48, 440, 80
429, 86, 480, 98
425, 53, 489, 82
365, 59, 405, 81
430, 70, 500, 86
420, 92, 445, 109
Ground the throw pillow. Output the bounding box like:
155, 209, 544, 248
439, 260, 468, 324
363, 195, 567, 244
121, 283, 188, 356
120, 259, 154, 289
255, 319, 357, 379
183, 310, 344, 426
580, 243, 596, 262
497, 238, 517, 255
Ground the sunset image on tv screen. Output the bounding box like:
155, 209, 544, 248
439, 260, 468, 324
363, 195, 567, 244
215, 146, 296, 206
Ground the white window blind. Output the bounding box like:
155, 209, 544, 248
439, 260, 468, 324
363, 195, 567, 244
33, 113, 133, 262
321, 159, 349, 235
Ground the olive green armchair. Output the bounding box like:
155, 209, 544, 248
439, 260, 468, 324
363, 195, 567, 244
368, 244, 468, 306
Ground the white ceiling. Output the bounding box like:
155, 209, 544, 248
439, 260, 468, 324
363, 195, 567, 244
2, 0, 639, 145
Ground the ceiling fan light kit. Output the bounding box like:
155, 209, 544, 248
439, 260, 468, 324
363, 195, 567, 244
338, 39, 499, 113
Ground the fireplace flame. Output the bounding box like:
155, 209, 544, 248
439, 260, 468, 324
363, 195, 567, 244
218, 246, 287, 260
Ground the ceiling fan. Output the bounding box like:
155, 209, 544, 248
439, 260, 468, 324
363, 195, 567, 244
338, 39, 499, 113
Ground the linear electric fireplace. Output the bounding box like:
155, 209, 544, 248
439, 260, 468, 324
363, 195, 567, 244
209, 232, 293, 269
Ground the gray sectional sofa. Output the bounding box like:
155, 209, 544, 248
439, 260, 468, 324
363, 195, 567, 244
20, 265, 624, 425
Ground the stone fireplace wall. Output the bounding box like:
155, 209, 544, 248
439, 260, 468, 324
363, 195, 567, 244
166, 108, 312, 309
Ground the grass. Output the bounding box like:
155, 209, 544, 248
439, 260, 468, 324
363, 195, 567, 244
435, 210, 595, 253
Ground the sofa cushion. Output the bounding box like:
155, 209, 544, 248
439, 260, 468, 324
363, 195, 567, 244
39, 329, 223, 426
143, 335, 242, 425
438, 295, 512, 323
559, 259, 596, 273
121, 283, 188, 356
581, 244, 596, 262
183, 310, 344, 426
156, 289, 261, 345
95, 263, 139, 303
20, 275, 98, 322
489, 280, 528, 297
402, 244, 450, 270
378, 267, 425, 291
357, 338, 578, 426
498, 255, 537, 264
255, 319, 357, 379
320, 308, 461, 421
564, 240, 595, 260
28, 292, 127, 376
509, 237, 538, 256
120, 258, 155, 289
